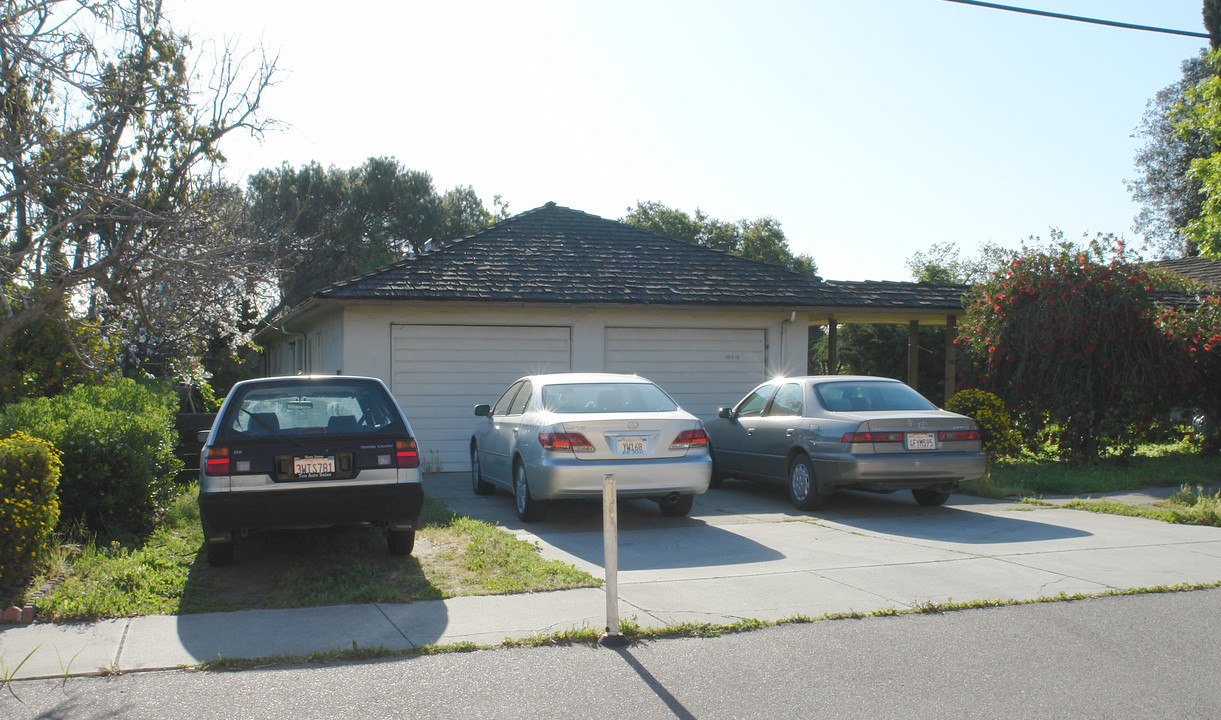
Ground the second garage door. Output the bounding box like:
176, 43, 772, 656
603, 327, 766, 420
391, 324, 571, 471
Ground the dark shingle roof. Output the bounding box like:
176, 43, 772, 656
1155, 256, 1221, 289
313, 202, 966, 312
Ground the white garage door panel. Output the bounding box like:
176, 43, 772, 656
392, 325, 570, 471
604, 327, 766, 420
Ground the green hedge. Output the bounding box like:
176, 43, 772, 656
946, 388, 1021, 459
0, 379, 183, 539
0, 432, 61, 587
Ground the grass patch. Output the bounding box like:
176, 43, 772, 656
960, 443, 1221, 500
22, 485, 598, 621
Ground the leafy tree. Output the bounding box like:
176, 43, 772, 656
958, 238, 1188, 463
247, 157, 497, 308
621, 201, 818, 276
1128, 51, 1213, 257
0, 0, 280, 376
1206, 0, 1221, 51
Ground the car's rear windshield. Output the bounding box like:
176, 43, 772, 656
215, 380, 407, 441
541, 382, 679, 414
814, 381, 937, 412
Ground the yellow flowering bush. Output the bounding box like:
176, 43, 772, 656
0, 432, 61, 587
946, 389, 1021, 459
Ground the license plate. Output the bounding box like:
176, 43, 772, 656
905, 433, 937, 451
294, 455, 336, 477
617, 437, 647, 455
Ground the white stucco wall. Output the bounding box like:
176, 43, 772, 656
317, 302, 809, 380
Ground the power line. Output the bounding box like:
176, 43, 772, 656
941, 0, 1214, 41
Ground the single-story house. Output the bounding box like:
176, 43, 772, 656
256, 202, 967, 471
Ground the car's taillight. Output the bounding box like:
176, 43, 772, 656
538, 432, 595, 452
939, 430, 981, 442
842, 432, 905, 443
396, 438, 420, 468
203, 446, 230, 476
670, 428, 709, 450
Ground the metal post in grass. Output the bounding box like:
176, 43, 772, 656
599, 473, 629, 647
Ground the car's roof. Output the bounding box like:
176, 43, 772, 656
232, 375, 387, 387
523, 372, 653, 385
764, 375, 905, 385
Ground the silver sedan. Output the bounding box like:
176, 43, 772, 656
704, 376, 986, 509
470, 373, 712, 521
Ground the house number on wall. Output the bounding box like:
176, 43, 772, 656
725, 354, 741, 360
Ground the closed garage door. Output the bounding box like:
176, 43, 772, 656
391, 325, 571, 471
604, 327, 766, 420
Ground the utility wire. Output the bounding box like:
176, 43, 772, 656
941, 0, 1214, 42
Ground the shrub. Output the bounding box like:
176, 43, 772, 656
958, 236, 1189, 463
946, 389, 1021, 459
0, 379, 182, 539
0, 432, 62, 587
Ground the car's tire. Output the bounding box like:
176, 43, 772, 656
708, 446, 725, 489
659, 494, 695, 517
912, 486, 953, 507
387, 528, 416, 556
514, 461, 547, 522
205, 539, 234, 566
789, 454, 828, 511
471, 445, 494, 496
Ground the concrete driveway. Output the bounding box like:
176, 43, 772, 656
429, 472, 1221, 626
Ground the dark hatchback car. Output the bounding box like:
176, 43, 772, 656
198, 376, 424, 565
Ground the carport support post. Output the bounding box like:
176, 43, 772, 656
599, 473, 629, 647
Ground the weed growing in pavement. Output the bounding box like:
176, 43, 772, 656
183, 583, 1221, 674
1, 644, 40, 699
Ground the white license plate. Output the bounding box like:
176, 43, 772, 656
617, 437, 647, 455
294, 455, 336, 476
905, 433, 937, 451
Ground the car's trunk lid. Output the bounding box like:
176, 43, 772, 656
558, 414, 698, 460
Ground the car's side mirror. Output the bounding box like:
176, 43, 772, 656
474, 404, 491, 417
717, 407, 734, 419
197, 430, 210, 443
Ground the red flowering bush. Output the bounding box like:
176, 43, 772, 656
958, 239, 1190, 463
1157, 291, 1221, 448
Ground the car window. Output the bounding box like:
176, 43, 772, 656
814, 381, 937, 412
540, 382, 679, 413
735, 385, 776, 418
217, 379, 406, 440
507, 381, 533, 415
493, 381, 524, 416
767, 383, 803, 417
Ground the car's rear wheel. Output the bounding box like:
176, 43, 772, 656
387, 528, 416, 556
471, 445, 494, 495
658, 494, 695, 517
205, 539, 234, 566
514, 462, 546, 522
789, 454, 828, 511
912, 486, 952, 507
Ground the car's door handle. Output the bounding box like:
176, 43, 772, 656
746, 428, 755, 435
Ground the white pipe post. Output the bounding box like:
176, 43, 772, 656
600, 472, 628, 647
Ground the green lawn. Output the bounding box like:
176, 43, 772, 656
14, 486, 598, 621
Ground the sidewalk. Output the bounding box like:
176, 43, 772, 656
3, 479, 1220, 681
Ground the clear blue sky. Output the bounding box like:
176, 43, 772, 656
172, 0, 1209, 282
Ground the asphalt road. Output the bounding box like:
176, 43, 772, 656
4, 588, 1218, 719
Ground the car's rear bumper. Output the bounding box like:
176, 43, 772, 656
526, 452, 712, 500
198, 481, 425, 538
813, 451, 986, 489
